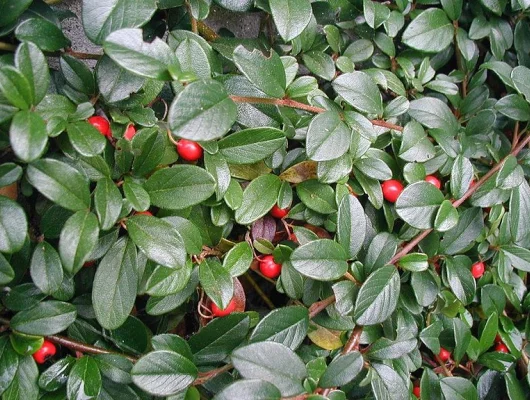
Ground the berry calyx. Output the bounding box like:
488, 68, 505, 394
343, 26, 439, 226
471, 261, 485, 279
438, 347, 451, 362
124, 124, 136, 141
88, 116, 111, 138
425, 175, 441, 189
259, 255, 282, 279
270, 204, 289, 219
176, 139, 203, 162
211, 298, 237, 317
32, 340, 56, 364
413, 386, 421, 398
381, 179, 404, 203
495, 343, 509, 353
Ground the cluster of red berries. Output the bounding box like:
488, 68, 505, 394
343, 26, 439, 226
381, 175, 441, 203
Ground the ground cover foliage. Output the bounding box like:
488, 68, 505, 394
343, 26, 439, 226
1, 0, 530, 399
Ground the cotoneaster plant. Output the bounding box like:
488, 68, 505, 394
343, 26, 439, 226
0, 0, 530, 399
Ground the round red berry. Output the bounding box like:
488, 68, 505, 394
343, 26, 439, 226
124, 124, 136, 141
211, 298, 237, 317
176, 139, 203, 161
259, 255, 282, 279
413, 386, 421, 398
425, 175, 441, 189
83, 260, 96, 268
270, 204, 289, 219
471, 261, 485, 279
381, 179, 404, 203
495, 343, 509, 353
88, 116, 111, 138
495, 334, 503, 344
32, 340, 56, 364
438, 347, 451, 362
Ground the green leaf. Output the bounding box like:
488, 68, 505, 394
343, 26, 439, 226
354, 266, 400, 325
0, 196, 28, 254
163, 216, 203, 256
67, 121, 107, 157
364, 0, 390, 29
333, 71, 383, 115
15, 41, 49, 105
131, 128, 165, 177
67, 357, 102, 400
409, 97, 459, 135
445, 256, 476, 305
501, 245, 530, 272
189, 313, 250, 365
371, 363, 409, 400
0, 253, 14, 285
451, 155, 473, 200
233, 45, 285, 98
127, 215, 186, 268
213, 380, 281, 400
235, 174, 282, 225
319, 351, 364, 387
441, 0, 463, 20
0, 163, 22, 187
199, 258, 233, 309
0, 0, 31, 27
402, 8, 453, 52
26, 158, 91, 211
434, 200, 459, 232
144, 165, 216, 210
495, 94, 530, 121
269, 0, 312, 41
0, 336, 19, 395
440, 208, 484, 255
249, 306, 308, 350
395, 181, 445, 229
297, 180, 337, 214
9, 110, 47, 163
3, 355, 38, 400
94, 178, 122, 231
510, 180, 530, 248
231, 342, 307, 397
30, 242, 63, 295
453, 318, 471, 363
479, 312, 498, 355
10, 301, 77, 336
354, 157, 392, 181
306, 112, 351, 162
168, 79, 237, 141
93, 237, 138, 330
291, 239, 348, 281
302, 52, 335, 81
366, 337, 417, 360
512, 66, 530, 102
399, 121, 436, 162
96, 56, 145, 103
440, 377, 478, 400
146, 264, 192, 296
10, 333, 43, 357
0, 66, 33, 110
15, 18, 70, 52
336, 195, 366, 259
223, 241, 253, 277
60, 55, 95, 95
122, 180, 150, 212
419, 321, 442, 354
82, 0, 157, 45
104, 28, 178, 80
59, 211, 100, 274
398, 253, 429, 272
38, 356, 75, 392
131, 350, 197, 396
218, 128, 286, 165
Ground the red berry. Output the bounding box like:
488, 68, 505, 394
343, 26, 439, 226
270, 204, 289, 219
135, 211, 153, 216
211, 298, 237, 317
471, 261, 485, 279
495, 343, 509, 353
83, 260, 95, 268
413, 386, 421, 398
381, 179, 404, 203
425, 175, 441, 189
438, 347, 451, 362
259, 255, 282, 279
176, 139, 203, 161
88, 116, 111, 138
32, 340, 56, 364
124, 124, 136, 140
495, 334, 503, 344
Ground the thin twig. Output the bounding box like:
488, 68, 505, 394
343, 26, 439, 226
308, 295, 335, 319
243, 273, 275, 310
434, 355, 453, 377
0, 42, 17, 52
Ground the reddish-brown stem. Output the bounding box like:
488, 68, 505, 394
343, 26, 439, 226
194, 364, 233, 385
229, 96, 404, 131
308, 295, 336, 319
64, 50, 102, 60
434, 355, 453, 377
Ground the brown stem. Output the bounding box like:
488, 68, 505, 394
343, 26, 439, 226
64, 50, 102, 60
194, 364, 233, 385
434, 355, 453, 377
308, 295, 335, 319
243, 273, 275, 310
371, 119, 404, 132
197, 21, 219, 41
511, 121, 520, 151
0, 42, 17, 52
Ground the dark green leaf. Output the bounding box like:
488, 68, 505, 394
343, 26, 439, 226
409, 97, 459, 135
269, 0, 312, 41
218, 128, 286, 165
440, 208, 484, 255
15, 41, 49, 105
59, 211, 100, 274
10, 301, 77, 336
213, 379, 281, 400
396, 181, 445, 229
67, 357, 102, 400
440, 377, 478, 400
223, 241, 253, 277
199, 258, 233, 309
66, 121, 107, 157
333, 72, 383, 115
131, 128, 165, 177
30, 242, 63, 295
402, 8, 453, 52
94, 178, 122, 231
15, 18, 70, 52
306, 112, 351, 161
0, 66, 33, 110
291, 239, 348, 281
336, 195, 366, 259
9, 110, 47, 163
0, 336, 19, 395
0, 196, 28, 254
445, 256, 476, 305
319, 352, 364, 387
235, 174, 282, 225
